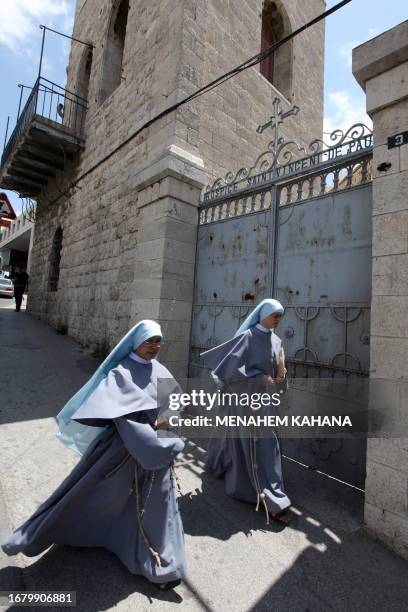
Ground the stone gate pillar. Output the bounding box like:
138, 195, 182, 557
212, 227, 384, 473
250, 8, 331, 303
353, 21, 408, 559
129, 145, 206, 381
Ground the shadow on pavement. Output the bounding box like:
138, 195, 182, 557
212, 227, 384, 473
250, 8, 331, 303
248, 528, 408, 612
179, 438, 364, 536
0, 304, 101, 425
0, 546, 184, 611
177, 439, 408, 610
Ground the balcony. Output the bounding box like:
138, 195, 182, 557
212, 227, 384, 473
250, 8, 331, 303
0, 77, 87, 198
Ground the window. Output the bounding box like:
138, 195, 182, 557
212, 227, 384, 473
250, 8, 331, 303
99, 0, 130, 104
74, 46, 92, 130
260, 1, 293, 100
260, 7, 277, 84
77, 47, 93, 103
48, 227, 63, 292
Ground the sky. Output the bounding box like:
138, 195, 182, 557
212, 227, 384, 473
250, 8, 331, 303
0, 0, 407, 215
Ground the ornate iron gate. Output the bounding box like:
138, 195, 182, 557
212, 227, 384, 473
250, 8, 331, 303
189, 99, 373, 487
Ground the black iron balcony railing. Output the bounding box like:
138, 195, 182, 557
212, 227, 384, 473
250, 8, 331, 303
1, 76, 88, 168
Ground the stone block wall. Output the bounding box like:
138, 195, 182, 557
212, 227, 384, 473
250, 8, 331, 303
353, 21, 408, 559
175, 0, 325, 181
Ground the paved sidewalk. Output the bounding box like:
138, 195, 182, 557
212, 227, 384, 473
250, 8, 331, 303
0, 299, 407, 612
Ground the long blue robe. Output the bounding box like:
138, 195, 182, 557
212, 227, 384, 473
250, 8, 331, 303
201, 326, 291, 515
1, 356, 186, 584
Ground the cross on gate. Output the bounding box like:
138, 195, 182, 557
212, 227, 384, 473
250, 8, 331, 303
256, 97, 300, 152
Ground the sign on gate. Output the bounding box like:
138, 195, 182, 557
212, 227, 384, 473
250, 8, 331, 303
203, 98, 372, 204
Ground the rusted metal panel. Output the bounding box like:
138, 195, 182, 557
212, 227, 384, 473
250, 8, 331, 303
277, 185, 372, 306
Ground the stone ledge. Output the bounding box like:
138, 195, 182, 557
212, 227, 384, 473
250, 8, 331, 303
130, 144, 207, 195
365, 62, 408, 115
353, 20, 408, 91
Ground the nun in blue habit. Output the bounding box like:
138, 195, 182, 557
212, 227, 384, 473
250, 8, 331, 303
201, 299, 291, 526
1, 320, 186, 590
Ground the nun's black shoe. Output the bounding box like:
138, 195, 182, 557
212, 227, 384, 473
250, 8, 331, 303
270, 510, 292, 525
157, 579, 181, 591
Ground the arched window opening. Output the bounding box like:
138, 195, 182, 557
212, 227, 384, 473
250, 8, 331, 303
99, 0, 130, 104
77, 47, 93, 103
48, 227, 63, 292
72, 46, 93, 131
260, 1, 293, 100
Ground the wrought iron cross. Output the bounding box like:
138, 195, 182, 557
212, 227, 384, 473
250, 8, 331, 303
256, 97, 300, 153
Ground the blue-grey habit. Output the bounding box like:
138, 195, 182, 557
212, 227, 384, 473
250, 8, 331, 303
1, 355, 186, 584
201, 325, 291, 518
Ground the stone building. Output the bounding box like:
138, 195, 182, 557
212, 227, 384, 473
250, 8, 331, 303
0, 212, 35, 273
0, 0, 325, 378
1, 0, 406, 564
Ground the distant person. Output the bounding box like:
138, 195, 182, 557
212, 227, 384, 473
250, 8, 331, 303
10, 266, 29, 312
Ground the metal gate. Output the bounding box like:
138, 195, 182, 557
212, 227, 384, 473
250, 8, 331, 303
189, 99, 373, 487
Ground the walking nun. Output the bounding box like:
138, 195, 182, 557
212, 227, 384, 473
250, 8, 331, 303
200, 299, 291, 525
1, 320, 186, 590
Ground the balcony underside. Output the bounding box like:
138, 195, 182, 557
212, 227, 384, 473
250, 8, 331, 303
0, 115, 84, 198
